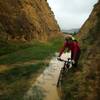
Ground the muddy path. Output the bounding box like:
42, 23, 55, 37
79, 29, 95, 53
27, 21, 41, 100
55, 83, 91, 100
24, 52, 71, 100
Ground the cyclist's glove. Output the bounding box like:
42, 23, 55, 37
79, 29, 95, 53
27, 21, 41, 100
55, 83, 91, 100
69, 63, 72, 68
72, 60, 75, 64
57, 57, 61, 60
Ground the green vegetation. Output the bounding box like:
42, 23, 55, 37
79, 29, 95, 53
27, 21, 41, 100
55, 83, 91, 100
61, 56, 99, 100
0, 40, 32, 56
0, 63, 47, 100
0, 37, 63, 100
0, 37, 63, 64
60, 67, 82, 100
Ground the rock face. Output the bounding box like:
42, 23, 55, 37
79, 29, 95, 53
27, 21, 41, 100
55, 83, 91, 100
62, 1, 100, 99
78, 0, 100, 62
0, 0, 60, 41
78, 0, 100, 41
77, 0, 100, 99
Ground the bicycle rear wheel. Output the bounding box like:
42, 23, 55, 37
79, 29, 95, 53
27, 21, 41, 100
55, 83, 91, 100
57, 68, 64, 87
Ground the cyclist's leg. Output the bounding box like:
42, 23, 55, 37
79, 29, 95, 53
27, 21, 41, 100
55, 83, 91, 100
72, 62, 78, 67
74, 50, 81, 67
71, 52, 76, 67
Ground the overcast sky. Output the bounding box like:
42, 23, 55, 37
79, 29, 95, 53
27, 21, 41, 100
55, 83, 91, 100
47, 0, 98, 30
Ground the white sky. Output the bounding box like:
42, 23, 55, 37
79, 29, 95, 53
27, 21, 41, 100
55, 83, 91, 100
47, 0, 98, 30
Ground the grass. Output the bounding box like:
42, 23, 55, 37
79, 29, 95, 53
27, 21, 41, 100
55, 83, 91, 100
0, 62, 47, 100
0, 40, 32, 56
60, 68, 81, 100
0, 37, 63, 64
0, 37, 63, 100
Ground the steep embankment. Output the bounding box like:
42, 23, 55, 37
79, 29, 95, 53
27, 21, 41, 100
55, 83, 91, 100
62, 1, 100, 100
78, 1, 100, 99
0, 0, 62, 99
0, 0, 60, 41
0, 38, 63, 100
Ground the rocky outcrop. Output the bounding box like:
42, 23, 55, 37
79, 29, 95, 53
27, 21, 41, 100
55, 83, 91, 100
0, 0, 60, 41
62, 1, 100, 100
78, 0, 100, 61
77, 0, 100, 99
78, 0, 100, 41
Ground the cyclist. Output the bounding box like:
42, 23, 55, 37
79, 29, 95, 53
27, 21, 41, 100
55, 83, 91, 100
57, 34, 81, 68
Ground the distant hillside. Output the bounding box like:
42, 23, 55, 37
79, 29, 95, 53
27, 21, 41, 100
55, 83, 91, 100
61, 28, 79, 33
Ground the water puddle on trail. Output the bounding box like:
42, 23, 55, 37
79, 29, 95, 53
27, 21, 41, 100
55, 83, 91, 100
24, 52, 71, 100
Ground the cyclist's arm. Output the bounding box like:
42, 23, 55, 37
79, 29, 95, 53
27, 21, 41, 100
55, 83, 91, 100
58, 41, 67, 57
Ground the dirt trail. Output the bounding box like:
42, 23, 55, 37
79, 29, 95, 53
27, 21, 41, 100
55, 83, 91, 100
24, 52, 71, 100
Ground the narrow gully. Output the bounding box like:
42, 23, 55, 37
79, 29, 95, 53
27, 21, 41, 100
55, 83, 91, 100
24, 52, 71, 100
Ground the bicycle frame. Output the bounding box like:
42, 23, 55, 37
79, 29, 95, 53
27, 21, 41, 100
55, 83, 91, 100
57, 58, 71, 87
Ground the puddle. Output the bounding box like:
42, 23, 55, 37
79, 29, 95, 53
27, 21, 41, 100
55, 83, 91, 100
24, 52, 71, 100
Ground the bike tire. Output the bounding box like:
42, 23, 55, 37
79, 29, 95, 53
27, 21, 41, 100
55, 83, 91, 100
57, 68, 63, 87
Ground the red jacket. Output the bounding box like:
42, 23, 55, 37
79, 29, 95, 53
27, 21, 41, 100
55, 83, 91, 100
59, 41, 80, 61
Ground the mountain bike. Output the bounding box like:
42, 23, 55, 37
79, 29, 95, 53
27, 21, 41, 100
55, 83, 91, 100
57, 58, 72, 87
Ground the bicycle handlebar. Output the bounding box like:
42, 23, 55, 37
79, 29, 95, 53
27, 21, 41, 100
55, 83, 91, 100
57, 58, 72, 63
